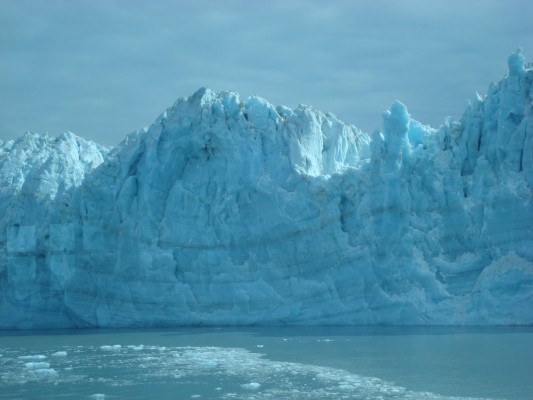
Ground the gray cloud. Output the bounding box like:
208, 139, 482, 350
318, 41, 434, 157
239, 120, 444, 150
1, 0, 532, 146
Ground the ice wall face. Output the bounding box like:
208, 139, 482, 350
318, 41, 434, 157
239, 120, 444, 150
1, 52, 532, 328
63, 89, 372, 327
0, 133, 108, 327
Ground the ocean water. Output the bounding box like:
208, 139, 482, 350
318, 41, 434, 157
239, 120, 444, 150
0, 326, 531, 400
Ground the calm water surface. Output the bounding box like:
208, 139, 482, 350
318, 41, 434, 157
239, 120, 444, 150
0, 326, 531, 399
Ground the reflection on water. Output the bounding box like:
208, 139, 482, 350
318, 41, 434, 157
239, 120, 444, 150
0, 326, 531, 400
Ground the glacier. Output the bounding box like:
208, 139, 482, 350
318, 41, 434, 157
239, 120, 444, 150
0, 50, 532, 328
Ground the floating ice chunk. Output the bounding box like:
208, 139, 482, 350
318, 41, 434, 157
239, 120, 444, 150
145, 345, 167, 352
22, 361, 57, 378
127, 345, 144, 351
241, 382, 261, 390
100, 345, 121, 351
339, 383, 355, 390
52, 351, 68, 357
89, 395, 105, 400
18, 355, 46, 360
24, 361, 50, 369
33, 368, 57, 376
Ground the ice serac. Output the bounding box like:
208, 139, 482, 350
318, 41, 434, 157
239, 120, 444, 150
1, 51, 532, 328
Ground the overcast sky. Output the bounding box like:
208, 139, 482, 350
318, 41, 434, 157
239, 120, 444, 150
1, 0, 532, 147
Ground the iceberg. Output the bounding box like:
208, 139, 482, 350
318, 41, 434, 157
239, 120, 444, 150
1, 51, 532, 328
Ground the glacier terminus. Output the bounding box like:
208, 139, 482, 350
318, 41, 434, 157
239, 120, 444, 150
0, 50, 532, 328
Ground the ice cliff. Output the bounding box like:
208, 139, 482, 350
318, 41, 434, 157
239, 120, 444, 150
1, 50, 532, 328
